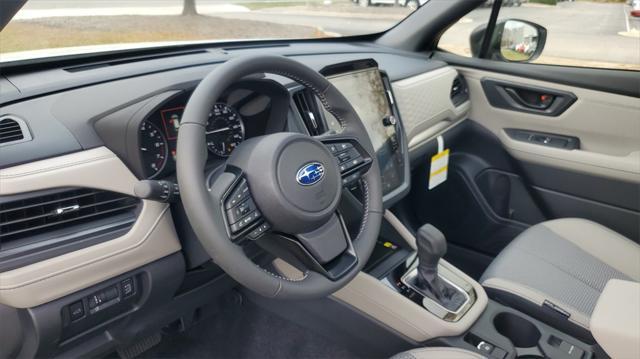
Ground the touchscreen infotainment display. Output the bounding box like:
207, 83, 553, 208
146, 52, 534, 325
324, 67, 404, 195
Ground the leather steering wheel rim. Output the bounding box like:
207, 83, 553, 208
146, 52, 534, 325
177, 54, 383, 299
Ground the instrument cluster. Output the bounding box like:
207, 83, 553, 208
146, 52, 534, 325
138, 80, 285, 179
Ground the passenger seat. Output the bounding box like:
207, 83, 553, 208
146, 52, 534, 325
391, 347, 486, 358
480, 218, 640, 342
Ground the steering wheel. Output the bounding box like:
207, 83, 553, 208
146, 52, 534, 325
177, 55, 383, 299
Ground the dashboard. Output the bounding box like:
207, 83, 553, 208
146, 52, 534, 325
0, 42, 468, 358
129, 60, 409, 202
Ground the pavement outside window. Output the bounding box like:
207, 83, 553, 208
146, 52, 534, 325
440, 0, 640, 70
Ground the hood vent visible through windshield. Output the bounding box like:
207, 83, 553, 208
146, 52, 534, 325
292, 89, 326, 136
0, 116, 31, 146
0, 188, 140, 249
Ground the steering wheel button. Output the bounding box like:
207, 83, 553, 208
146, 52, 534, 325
337, 152, 351, 163
248, 222, 270, 240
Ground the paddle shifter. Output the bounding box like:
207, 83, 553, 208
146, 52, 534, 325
415, 224, 466, 310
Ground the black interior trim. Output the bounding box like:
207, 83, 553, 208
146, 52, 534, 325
483, 288, 596, 345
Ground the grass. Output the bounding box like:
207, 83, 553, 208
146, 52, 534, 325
0, 15, 325, 56
501, 49, 532, 61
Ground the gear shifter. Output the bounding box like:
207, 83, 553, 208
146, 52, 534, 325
414, 224, 465, 311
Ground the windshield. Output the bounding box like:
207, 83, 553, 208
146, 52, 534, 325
0, 0, 424, 61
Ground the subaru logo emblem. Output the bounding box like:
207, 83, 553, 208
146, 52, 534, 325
296, 162, 325, 186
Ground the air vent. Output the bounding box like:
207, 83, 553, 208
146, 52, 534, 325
0, 188, 140, 246
292, 89, 325, 136
450, 75, 469, 107
0, 115, 31, 146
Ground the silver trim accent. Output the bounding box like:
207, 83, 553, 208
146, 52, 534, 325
53, 204, 80, 216
0, 115, 32, 147
401, 267, 471, 317
386, 89, 395, 105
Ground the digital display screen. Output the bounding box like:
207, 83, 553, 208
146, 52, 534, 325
160, 106, 184, 141
325, 67, 404, 195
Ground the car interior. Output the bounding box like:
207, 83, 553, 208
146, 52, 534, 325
0, 0, 639, 358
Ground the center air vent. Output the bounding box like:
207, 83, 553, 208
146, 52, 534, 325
292, 89, 325, 136
0, 115, 32, 146
0, 188, 140, 248
450, 75, 469, 107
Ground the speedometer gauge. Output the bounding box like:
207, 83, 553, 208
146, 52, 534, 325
139, 120, 168, 178
206, 103, 245, 157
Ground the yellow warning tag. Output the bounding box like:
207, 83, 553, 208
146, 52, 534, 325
429, 135, 449, 190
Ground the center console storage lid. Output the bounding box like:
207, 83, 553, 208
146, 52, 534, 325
590, 279, 640, 359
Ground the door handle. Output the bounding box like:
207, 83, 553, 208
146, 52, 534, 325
481, 79, 577, 117
504, 87, 555, 110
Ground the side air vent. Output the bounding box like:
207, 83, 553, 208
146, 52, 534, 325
0, 115, 32, 146
450, 75, 469, 107
0, 188, 140, 248
292, 89, 325, 136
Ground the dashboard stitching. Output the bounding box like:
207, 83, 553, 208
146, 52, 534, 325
0, 203, 170, 290
0, 154, 115, 179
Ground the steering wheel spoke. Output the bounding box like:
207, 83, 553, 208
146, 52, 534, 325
318, 135, 373, 188
259, 211, 358, 281
218, 174, 271, 242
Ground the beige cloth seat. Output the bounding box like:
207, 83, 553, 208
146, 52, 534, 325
480, 218, 640, 341
391, 347, 485, 359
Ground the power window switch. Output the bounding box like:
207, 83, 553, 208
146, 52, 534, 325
121, 278, 135, 298
69, 301, 85, 321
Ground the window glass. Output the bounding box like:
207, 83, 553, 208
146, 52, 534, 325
439, 0, 640, 71
439, 3, 493, 58
0, 0, 428, 62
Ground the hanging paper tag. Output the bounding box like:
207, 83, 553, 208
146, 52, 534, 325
428, 135, 449, 190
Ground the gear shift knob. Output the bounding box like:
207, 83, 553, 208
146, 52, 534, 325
416, 224, 447, 270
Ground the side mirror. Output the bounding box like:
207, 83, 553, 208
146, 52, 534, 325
470, 19, 547, 63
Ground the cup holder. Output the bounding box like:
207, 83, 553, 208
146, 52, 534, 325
494, 312, 542, 348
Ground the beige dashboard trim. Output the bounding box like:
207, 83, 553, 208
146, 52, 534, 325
0, 147, 181, 308
274, 210, 488, 343
331, 265, 487, 343
391, 66, 470, 151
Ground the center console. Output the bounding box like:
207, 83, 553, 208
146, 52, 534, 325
370, 212, 602, 359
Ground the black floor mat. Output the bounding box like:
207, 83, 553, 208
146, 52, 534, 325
140, 298, 362, 359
